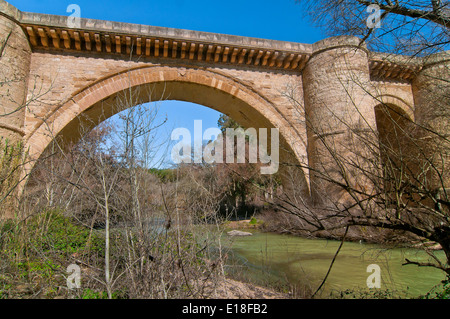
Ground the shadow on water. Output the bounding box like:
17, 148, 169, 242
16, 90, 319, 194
223, 230, 447, 298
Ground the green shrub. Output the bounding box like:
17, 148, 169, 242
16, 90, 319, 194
149, 168, 177, 183
81, 288, 127, 299
0, 209, 106, 290
16, 260, 60, 279
26, 210, 105, 256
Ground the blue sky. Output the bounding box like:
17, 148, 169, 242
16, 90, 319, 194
8, 0, 325, 167
9, 0, 324, 42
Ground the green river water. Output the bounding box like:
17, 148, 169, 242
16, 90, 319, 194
224, 229, 447, 298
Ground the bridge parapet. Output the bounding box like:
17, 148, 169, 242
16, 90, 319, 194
1, 0, 423, 82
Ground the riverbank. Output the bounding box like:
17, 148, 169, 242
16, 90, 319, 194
224, 218, 264, 230
242, 213, 445, 252
0, 273, 288, 299
204, 277, 288, 299
1, 213, 445, 299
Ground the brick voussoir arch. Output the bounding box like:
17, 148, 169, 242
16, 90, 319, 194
373, 94, 414, 121
25, 65, 304, 179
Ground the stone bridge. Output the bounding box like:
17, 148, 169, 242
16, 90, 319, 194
0, 0, 447, 202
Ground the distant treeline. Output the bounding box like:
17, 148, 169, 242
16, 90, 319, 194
148, 167, 177, 183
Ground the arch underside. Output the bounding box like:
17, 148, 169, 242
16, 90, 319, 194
25, 65, 311, 197
51, 81, 277, 147
375, 102, 414, 150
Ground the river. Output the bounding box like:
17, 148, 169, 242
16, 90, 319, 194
223, 229, 447, 298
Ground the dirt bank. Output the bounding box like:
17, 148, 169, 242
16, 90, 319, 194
205, 278, 288, 299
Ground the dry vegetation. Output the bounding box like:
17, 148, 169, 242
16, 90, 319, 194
0, 101, 284, 299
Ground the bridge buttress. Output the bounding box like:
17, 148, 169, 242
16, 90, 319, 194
0, 1, 31, 146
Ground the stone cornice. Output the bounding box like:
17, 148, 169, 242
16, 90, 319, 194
369, 52, 423, 81
21, 21, 311, 72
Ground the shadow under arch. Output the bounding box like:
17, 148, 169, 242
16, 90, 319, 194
24, 65, 310, 198
374, 100, 416, 203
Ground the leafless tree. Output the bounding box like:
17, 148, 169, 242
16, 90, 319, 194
296, 0, 450, 55
266, 1, 450, 285
22, 70, 231, 298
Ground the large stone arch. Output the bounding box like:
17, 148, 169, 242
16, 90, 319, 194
24, 65, 310, 195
